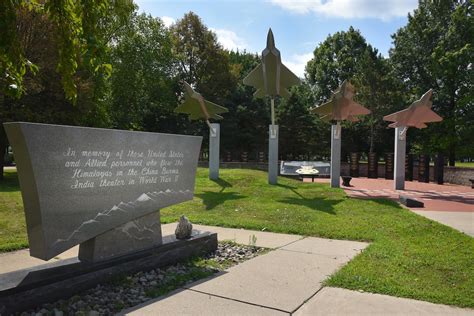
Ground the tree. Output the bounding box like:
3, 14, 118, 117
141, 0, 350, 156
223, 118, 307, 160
390, 0, 473, 165
0, 0, 135, 101
222, 51, 268, 156
277, 83, 330, 160
0, 1, 135, 179
169, 12, 238, 151
107, 13, 179, 132
170, 12, 236, 104
306, 27, 402, 157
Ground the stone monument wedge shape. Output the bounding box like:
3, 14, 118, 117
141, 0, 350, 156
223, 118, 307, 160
4, 122, 202, 260
243, 28, 300, 184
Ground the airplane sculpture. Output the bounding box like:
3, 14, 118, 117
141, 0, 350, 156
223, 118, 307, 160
383, 89, 442, 190
243, 28, 300, 128
310, 80, 369, 188
175, 81, 228, 134
311, 80, 371, 123
383, 89, 442, 131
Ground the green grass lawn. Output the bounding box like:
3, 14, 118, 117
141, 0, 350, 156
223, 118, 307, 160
0, 169, 28, 252
456, 162, 474, 168
1, 168, 473, 308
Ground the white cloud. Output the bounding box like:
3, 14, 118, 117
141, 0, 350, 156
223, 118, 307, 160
283, 52, 313, 78
270, 0, 418, 20
161, 16, 175, 28
210, 28, 247, 51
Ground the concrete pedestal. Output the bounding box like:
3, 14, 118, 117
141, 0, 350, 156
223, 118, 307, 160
330, 124, 341, 188
209, 123, 220, 180
394, 126, 407, 190
268, 125, 279, 185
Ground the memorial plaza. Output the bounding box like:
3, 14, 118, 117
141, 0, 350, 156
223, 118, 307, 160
1, 0, 473, 315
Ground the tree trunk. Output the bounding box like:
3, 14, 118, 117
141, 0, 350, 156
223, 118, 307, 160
369, 122, 374, 153
0, 132, 6, 181
448, 144, 455, 166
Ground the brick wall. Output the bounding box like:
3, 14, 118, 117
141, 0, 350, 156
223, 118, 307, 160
199, 161, 473, 187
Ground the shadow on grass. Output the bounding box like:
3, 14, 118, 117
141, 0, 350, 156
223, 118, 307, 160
195, 191, 246, 210
278, 196, 342, 214
210, 178, 232, 193
347, 195, 405, 209
0, 171, 20, 192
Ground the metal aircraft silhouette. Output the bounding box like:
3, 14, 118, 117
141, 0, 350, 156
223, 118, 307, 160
175, 82, 228, 128
311, 80, 370, 122
383, 89, 442, 129
243, 28, 300, 99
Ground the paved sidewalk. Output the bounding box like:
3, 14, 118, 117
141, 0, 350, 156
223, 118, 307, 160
1, 224, 472, 315
121, 225, 472, 316
0, 223, 303, 275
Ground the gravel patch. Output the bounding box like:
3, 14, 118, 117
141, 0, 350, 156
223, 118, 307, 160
20, 242, 266, 315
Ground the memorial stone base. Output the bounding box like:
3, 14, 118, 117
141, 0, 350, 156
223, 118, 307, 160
0, 232, 217, 314
79, 211, 162, 262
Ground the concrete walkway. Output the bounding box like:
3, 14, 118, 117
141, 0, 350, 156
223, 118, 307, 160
121, 224, 472, 315
1, 224, 472, 315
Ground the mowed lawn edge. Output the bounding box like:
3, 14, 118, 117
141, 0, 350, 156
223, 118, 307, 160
1, 168, 473, 308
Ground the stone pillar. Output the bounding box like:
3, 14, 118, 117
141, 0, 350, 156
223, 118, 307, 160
209, 123, 220, 180
268, 125, 278, 185
394, 126, 407, 190
330, 124, 341, 188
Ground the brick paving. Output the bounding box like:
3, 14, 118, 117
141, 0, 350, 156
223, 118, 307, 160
304, 177, 474, 212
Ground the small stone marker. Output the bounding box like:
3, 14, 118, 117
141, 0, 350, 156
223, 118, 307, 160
399, 195, 424, 208
175, 215, 193, 239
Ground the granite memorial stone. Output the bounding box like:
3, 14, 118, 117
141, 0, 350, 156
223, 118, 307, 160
4, 122, 202, 261
405, 154, 414, 181
434, 153, 444, 185
385, 153, 394, 180
418, 154, 430, 183
368, 152, 378, 178
350, 152, 360, 178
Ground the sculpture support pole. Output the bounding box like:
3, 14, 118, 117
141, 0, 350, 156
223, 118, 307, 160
209, 123, 220, 180
268, 124, 278, 185
330, 122, 341, 188
394, 126, 407, 190
271, 98, 275, 126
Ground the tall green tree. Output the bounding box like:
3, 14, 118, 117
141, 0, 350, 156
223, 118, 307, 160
0, 0, 135, 101
390, 0, 473, 165
108, 13, 179, 132
0, 1, 135, 179
306, 27, 401, 157
169, 12, 238, 151
170, 12, 236, 104
221, 51, 268, 157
